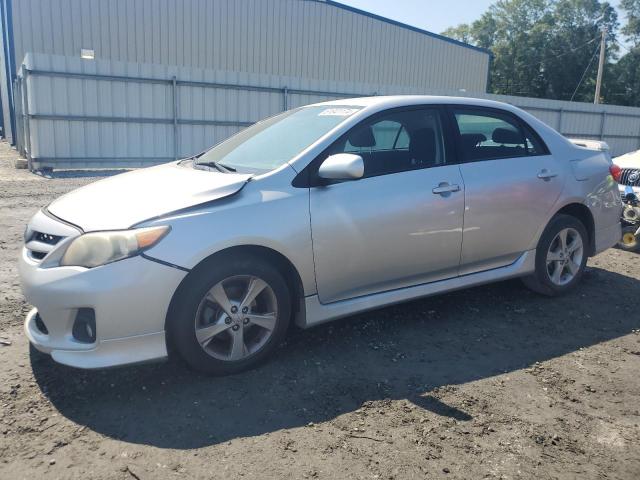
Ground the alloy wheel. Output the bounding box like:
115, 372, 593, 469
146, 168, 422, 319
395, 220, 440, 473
545, 227, 584, 286
194, 275, 278, 361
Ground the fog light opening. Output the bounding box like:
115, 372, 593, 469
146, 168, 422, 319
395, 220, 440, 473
34, 313, 49, 335
72, 308, 96, 343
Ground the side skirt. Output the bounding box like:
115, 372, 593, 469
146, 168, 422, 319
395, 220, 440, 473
298, 249, 536, 328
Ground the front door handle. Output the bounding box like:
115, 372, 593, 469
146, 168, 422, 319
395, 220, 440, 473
432, 183, 461, 195
537, 169, 558, 180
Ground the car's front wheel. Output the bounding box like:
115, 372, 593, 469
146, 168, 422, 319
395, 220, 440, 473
522, 214, 589, 296
168, 255, 291, 375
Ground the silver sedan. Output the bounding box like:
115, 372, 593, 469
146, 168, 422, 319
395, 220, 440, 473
19, 96, 622, 374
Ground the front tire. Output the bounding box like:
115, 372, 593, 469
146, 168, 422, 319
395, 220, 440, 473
168, 255, 291, 375
522, 214, 589, 296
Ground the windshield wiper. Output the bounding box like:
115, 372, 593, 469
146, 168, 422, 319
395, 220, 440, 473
194, 161, 237, 173
216, 163, 236, 172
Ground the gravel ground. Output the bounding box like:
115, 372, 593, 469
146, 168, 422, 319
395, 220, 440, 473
1, 141, 639, 479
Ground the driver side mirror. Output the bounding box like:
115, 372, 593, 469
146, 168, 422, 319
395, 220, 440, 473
318, 154, 364, 181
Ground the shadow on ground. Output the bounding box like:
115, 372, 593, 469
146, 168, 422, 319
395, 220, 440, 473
30, 266, 640, 449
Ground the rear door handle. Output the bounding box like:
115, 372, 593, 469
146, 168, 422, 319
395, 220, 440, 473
537, 169, 558, 180
432, 183, 461, 195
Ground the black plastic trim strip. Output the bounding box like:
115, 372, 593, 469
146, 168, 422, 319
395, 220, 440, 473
140, 253, 190, 273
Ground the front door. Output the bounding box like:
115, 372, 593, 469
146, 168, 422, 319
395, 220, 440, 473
309, 107, 465, 304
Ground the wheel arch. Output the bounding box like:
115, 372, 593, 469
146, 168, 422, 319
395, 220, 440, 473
551, 202, 596, 256
164, 245, 307, 354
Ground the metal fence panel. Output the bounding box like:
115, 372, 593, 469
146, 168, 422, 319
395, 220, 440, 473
14, 52, 640, 170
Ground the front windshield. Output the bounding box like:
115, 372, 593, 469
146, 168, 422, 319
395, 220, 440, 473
195, 106, 363, 173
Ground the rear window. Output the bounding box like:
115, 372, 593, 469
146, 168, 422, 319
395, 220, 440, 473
453, 109, 548, 162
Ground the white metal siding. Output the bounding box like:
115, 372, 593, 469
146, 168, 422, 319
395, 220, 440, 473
17, 52, 640, 169
10, 0, 490, 92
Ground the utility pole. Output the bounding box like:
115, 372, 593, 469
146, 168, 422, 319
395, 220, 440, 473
594, 26, 607, 105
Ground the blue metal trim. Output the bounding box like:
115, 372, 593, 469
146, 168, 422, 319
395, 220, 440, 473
5, 0, 14, 80
323, 0, 492, 56
0, 0, 11, 140
0, 0, 16, 143
0, 71, 3, 134
486, 53, 493, 93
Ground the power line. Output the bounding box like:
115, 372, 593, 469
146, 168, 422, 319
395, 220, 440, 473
570, 42, 602, 102
614, 39, 640, 54
519, 36, 600, 69
489, 36, 601, 96
616, 40, 631, 53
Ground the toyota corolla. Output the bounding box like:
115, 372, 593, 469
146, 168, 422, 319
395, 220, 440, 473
19, 96, 621, 375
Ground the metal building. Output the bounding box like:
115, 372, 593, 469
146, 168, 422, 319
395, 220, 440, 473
0, 0, 490, 147
1, 0, 639, 169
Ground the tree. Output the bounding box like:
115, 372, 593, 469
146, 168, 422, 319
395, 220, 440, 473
608, 0, 640, 106
620, 0, 640, 41
441, 24, 474, 44
544, 0, 618, 102
610, 50, 640, 106
442, 0, 620, 103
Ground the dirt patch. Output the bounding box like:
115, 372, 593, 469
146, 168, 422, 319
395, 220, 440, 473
1, 141, 639, 479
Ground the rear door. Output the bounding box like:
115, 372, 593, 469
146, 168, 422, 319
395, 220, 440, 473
449, 107, 565, 275
307, 106, 465, 304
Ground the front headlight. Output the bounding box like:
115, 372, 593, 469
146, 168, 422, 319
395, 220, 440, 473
55, 226, 170, 268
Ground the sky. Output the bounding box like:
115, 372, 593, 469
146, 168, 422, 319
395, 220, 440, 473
338, 0, 627, 39
338, 0, 496, 36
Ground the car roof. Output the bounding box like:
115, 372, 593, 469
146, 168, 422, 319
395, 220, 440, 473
310, 95, 519, 112
281, 95, 576, 173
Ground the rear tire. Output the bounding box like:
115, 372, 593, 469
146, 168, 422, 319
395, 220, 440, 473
168, 255, 291, 375
522, 214, 589, 296
617, 226, 640, 252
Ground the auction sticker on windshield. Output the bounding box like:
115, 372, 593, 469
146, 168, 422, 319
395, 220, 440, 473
318, 108, 360, 117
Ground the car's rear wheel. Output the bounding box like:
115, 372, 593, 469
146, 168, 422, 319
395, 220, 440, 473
522, 214, 588, 296
168, 256, 291, 375
617, 226, 640, 252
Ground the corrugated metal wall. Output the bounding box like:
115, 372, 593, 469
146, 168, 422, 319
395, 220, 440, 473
10, 0, 489, 90
16, 52, 640, 169
1, 0, 490, 142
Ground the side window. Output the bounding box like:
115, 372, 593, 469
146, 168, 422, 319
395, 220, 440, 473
344, 121, 411, 153
329, 108, 446, 178
453, 109, 547, 162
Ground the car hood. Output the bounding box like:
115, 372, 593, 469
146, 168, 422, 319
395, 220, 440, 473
614, 150, 640, 169
47, 162, 252, 231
